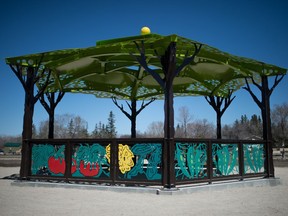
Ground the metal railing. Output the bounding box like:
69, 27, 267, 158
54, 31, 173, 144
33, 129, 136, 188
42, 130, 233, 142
24, 138, 269, 187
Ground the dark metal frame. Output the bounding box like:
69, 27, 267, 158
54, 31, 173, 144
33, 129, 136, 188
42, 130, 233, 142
26, 138, 164, 186
25, 138, 269, 187
10, 40, 280, 190
174, 139, 268, 185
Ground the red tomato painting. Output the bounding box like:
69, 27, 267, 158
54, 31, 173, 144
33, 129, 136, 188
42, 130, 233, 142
79, 161, 100, 177
48, 157, 66, 174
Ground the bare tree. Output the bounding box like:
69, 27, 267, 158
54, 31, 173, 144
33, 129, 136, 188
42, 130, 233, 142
145, 121, 164, 137
72, 116, 89, 138
272, 103, 288, 147
177, 106, 193, 138
38, 120, 49, 138
37, 114, 88, 138
187, 119, 215, 138
54, 114, 71, 138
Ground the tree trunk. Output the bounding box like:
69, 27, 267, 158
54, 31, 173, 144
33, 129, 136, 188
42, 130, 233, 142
261, 76, 274, 177
164, 83, 175, 139
20, 68, 35, 179
163, 82, 175, 188
162, 42, 176, 189
216, 111, 222, 139
131, 100, 137, 138
48, 109, 54, 139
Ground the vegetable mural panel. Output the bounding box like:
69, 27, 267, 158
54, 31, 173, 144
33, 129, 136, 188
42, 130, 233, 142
212, 143, 239, 177
175, 142, 207, 180
244, 144, 265, 174
29, 140, 267, 185
31, 144, 66, 176
116, 143, 162, 181
72, 143, 110, 178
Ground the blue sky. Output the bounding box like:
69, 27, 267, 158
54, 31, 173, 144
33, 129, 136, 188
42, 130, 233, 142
0, 0, 287, 136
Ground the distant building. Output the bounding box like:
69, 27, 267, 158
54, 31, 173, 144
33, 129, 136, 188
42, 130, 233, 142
2, 143, 22, 155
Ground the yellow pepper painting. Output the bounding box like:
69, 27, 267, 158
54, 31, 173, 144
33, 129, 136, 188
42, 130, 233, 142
118, 144, 134, 174
105, 144, 135, 174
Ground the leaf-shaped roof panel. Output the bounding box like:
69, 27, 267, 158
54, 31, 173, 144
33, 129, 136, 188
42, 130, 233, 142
5, 34, 287, 100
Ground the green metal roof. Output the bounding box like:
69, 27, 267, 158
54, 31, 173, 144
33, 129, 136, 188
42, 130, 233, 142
6, 34, 287, 100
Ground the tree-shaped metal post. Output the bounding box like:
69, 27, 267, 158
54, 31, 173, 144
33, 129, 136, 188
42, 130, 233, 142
39, 92, 65, 139
243, 73, 285, 177
112, 97, 155, 138
9, 59, 51, 178
132, 40, 202, 188
205, 91, 236, 139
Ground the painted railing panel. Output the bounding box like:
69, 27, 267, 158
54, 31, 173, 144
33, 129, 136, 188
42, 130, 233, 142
31, 144, 66, 176
212, 144, 239, 177
72, 143, 110, 178
28, 139, 268, 186
243, 144, 265, 174
175, 142, 207, 180
117, 143, 162, 181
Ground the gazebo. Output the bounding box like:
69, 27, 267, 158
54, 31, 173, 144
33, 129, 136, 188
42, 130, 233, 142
5, 29, 287, 189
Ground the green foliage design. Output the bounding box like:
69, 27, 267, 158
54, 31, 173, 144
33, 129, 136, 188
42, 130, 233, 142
72, 143, 110, 178
31, 144, 65, 176
244, 144, 265, 174
175, 143, 207, 180
212, 144, 238, 176
126, 143, 162, 180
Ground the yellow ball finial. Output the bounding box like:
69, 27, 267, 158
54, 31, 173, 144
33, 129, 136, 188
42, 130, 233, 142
141, 26, 151, 35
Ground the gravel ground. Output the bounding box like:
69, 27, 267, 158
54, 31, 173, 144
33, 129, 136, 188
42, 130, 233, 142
0, 166, 287, 216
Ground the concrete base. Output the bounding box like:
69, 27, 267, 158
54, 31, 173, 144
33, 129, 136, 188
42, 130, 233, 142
11, 180, 158, 194
173, 178, 282, 195
11, 177, 282, 195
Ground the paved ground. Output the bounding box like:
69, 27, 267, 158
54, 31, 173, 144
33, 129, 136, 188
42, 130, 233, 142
0, 167, 288, 216
0, 156, 21, 167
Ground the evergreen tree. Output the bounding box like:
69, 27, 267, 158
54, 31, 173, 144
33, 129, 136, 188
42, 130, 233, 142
240, 115, 248, 124
249, 114, 262, 138
68, 119, 74, 138
107, 111, 117, 138
92, 123, 99, 138
175, 123, 184, 138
